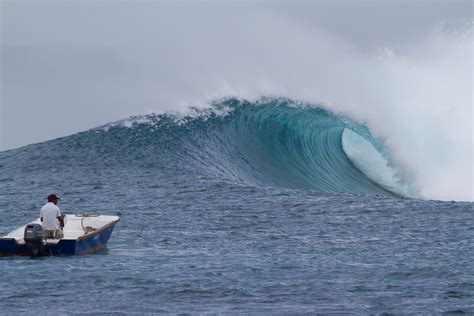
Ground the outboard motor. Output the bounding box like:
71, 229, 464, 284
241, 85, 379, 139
24, 224, 44, 256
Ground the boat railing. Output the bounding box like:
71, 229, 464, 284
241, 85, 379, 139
75, 212, 100, 234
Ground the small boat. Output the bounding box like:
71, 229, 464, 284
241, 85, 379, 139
0, 213, 120, 256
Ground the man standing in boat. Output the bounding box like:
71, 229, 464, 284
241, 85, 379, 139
40, 194, 63, 239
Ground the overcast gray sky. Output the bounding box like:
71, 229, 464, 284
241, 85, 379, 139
1, 0, 472, 151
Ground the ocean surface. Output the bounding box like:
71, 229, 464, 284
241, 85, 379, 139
0, 98, 472, 314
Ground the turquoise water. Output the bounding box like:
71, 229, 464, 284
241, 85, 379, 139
0, 98, 472, 314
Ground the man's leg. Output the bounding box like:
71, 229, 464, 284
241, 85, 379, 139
55, 228, 64, 239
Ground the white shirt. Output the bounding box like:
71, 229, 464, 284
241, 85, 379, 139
40, 202, 62, 230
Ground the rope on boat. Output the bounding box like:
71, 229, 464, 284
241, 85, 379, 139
83, 226, 97, 233
75, 212, 99, 233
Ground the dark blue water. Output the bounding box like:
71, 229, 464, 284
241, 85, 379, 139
1, 99, 472, 314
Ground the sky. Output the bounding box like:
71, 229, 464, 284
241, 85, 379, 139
1, 0, 471, 151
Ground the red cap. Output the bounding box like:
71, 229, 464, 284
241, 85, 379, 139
47, 194, 60, 202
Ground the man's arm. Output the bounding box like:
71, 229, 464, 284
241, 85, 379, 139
56, 207, 62, 221
56, 207, 64, 228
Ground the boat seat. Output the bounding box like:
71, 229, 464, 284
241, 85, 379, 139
44, 239, 60, 245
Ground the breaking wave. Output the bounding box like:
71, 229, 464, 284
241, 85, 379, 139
94, 98, 413, 198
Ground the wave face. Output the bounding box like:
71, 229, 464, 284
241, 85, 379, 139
79, 98, 410, 198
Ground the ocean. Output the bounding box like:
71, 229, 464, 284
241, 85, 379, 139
0, 98, 472, 314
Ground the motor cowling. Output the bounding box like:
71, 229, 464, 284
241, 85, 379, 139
24, 224, 44, 256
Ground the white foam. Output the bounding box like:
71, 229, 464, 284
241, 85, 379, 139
342, 129, 413, 198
